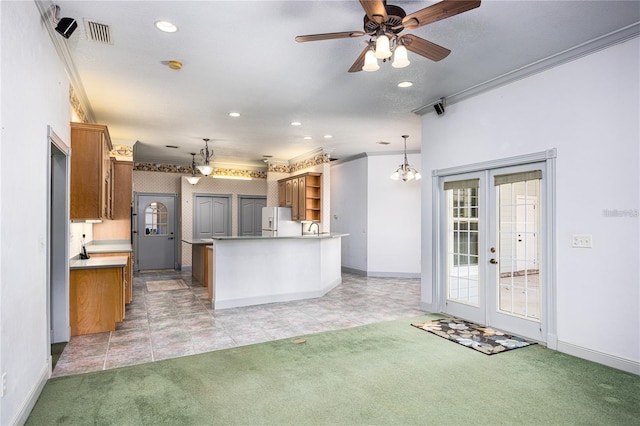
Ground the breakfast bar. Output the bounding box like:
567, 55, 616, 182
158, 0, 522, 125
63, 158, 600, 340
202, 233, 347, 309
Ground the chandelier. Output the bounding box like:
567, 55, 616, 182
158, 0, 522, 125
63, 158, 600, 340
197, 138, 214, 176
363, 33, 410, 72
185, 153, 201, 185
390, 135, 421, 181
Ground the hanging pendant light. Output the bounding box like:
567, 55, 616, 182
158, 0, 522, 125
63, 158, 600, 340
196, 138, 214, 176
185, 153, 201, 185
390, 135, 421, 182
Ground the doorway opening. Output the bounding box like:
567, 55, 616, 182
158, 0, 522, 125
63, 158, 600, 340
47, 127, 70, 350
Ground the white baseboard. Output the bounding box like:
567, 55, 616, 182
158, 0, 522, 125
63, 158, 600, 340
367, 271, 421, 279
11, 361, 50, 425
340, 266, 420, 279
557, 340, 640, 375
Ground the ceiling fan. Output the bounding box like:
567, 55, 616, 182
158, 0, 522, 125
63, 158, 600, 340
295, 0, 481, 72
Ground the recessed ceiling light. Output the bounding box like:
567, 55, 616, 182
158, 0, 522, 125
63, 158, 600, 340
229, 112, 240, 117
323, 135, 333, 139
290, 121, 302, 126
303, 136, 312, 140
155, 21, 178, 33
398, 81, 413, 88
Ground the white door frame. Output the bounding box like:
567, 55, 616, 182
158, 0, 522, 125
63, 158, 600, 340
431, 149, 558, 348
47, 126, 70, 348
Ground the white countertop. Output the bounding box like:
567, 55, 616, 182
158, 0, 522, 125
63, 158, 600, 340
183, 233, 348, 244
70, 255, 128, 270
85, 240, 133, 253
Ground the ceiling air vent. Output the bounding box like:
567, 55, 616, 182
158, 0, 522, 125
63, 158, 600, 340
84, 19, 112, 44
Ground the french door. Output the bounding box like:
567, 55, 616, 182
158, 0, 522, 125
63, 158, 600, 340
440, 163, 546, 342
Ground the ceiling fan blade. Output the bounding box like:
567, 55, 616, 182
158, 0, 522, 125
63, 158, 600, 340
295, 31, 365, 43
348, 46, 369, 73
403, 0, 481, 29
359, 0, 387, 24
402, 34, 451, 62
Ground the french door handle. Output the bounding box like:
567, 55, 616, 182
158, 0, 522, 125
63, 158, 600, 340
168, 237, 174, 240
489, 258, 498, 264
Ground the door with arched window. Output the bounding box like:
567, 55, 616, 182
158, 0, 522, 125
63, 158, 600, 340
135, 194, 177, 271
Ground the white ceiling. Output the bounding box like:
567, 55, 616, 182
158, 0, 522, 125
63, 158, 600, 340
54, 0, 639, 167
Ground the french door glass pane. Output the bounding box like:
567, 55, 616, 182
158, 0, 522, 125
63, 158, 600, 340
446, 187, 479, 305
496, 179, 541, 320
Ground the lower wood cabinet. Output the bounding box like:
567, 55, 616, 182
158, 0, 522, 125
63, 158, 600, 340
69, 266, 125, 336
90, 252, 133, 304
191, 244, 212, 288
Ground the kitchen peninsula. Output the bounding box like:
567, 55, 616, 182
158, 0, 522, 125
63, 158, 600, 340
183, 233, 347, 309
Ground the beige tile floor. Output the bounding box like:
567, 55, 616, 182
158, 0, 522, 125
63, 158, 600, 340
52, 271, 423, 377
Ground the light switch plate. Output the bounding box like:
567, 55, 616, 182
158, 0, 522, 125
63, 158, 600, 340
572, 234, 592, 248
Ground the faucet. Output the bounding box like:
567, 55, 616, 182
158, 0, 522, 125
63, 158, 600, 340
308, 222, 320, 235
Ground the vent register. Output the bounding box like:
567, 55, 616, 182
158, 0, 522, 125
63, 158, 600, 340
84, 19, 112, 44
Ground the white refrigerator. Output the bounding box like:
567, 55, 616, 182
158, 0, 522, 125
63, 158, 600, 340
261, 207, 301, 237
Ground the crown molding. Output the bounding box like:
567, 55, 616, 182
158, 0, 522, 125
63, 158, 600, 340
35, 0, 95, 123
413, 23, 640, 115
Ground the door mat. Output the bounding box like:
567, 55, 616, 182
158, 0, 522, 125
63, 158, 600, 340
146, 279, 188, 292
411, 317, 535, 355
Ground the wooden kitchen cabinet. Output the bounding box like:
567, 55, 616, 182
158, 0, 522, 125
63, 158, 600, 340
70, 122, 113, 220
90, 251, 133, 304
291, 178, 299, 219
69, 266, 125, 336
111, 159, 133, 220
278, 172, 322, 221
278, 181, 287, 207
301, 173, 321, 222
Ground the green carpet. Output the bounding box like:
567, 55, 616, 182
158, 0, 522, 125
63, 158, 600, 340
28, 315, 640, 425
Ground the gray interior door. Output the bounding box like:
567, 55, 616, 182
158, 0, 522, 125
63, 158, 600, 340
136, 194, 176, 270
238, 196, 266, 236
194, 195, 230, 238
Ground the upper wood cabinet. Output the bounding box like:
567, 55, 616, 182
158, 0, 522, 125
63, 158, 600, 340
70, 123, 113, 220
111, 159, 133, 220
278, 172, 322, 222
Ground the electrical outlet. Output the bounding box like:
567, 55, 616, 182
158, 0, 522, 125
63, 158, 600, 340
2, 372, 7, 397
572, 234, 593, 248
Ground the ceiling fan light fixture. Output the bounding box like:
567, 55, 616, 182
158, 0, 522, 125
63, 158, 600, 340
392, 45, 410, 68
362, 49, 380, 72
374, 34, 392, 59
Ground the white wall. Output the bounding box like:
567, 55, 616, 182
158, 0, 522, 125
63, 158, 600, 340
367, 154, 421, 277
0, 2, 71, 423
331, 153, 421, 277
421, 38, 639, 371
331, 156, 368, 272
